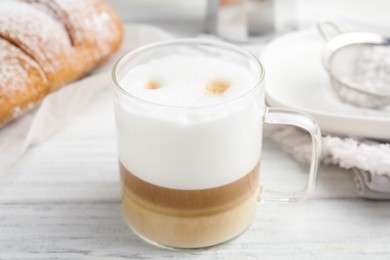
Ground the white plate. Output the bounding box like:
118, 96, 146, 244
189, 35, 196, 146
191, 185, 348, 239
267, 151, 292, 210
261, 29, 390, 140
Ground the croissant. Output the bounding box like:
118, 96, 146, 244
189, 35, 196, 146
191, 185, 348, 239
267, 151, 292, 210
0, 0, 123, 127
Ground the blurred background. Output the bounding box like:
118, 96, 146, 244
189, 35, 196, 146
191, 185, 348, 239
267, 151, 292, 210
107, 0, 390, 37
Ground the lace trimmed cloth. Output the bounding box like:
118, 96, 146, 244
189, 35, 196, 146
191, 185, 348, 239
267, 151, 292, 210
264, 124, 390, 200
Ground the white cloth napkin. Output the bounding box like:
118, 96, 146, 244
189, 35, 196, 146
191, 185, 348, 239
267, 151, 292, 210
0, 24, 173, 174
263, 124, 390, 199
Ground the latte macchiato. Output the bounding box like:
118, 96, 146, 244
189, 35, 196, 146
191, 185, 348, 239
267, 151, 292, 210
115, 52, 263, 248
112, 40, 321, 249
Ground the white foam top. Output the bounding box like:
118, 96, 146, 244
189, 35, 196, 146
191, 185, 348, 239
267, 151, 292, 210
119, 54, 256, 106
115, 54, 263, 190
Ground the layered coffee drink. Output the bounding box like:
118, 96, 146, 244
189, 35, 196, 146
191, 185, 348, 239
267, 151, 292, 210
115, 54, 263, 248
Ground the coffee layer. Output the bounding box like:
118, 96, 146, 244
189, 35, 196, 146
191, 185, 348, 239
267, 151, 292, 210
122, 185, 258, 248
120, 163, 261, 248
120, 162, 259, 213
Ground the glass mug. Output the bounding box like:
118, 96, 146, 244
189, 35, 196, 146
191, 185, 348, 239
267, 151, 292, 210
112, 39, 321, 249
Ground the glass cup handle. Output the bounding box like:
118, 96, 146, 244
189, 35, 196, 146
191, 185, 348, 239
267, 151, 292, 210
261, 107, 322, 203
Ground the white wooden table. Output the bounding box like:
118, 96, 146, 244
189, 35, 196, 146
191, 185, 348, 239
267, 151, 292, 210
1, 22, 390, 260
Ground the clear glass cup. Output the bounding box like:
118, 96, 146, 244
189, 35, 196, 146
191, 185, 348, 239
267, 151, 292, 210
112, 39, 321, 249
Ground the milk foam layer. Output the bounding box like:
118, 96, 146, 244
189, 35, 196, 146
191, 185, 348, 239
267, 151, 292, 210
115, 54, 263, 190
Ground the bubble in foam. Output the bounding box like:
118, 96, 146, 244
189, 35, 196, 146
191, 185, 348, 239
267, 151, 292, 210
205, 80, 230, 95
144, 80, 160, 90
